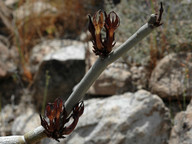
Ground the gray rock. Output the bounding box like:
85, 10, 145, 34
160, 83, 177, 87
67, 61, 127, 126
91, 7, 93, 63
43, 44, 85, 61
0, 36, 17, 78
181, 0, 192, 4
149, 52, 192, 99
31, 40, 86, 110
30, 39, 85, 73
130, 66, 149, 90
87, 42, 134, 95
169, 100, 192, 144
88, 63, 132, 95
11, 106, 40, 135
13, 1, 57, 20
0, 104, 15, 136
4, 0, 19, 7
53, 90, 170, 144
0, 36, 19, 105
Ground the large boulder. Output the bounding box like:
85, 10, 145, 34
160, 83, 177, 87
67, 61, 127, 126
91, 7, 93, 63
30, 39, 83, 73
30, 40, 86, 110
149, 52, 192, 99
44, 90, 171, 144
169, 100, 192, 144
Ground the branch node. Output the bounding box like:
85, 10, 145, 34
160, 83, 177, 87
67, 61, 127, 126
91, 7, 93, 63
148, 2, 164, 28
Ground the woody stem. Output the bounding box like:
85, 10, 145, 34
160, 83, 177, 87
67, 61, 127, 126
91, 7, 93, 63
65, 14, 159, 114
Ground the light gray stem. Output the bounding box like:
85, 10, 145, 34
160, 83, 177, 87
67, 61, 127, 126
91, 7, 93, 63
0, 126, 46, 144
0, 14, 158, 144
24, 126, 46, 144
0, 136, 25, 144
65, 14, 157, 114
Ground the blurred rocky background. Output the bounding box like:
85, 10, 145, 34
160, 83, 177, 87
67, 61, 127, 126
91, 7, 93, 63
0, 0, 192, 144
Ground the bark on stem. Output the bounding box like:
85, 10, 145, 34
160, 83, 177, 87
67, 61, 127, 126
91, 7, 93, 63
65, 14, 158, 114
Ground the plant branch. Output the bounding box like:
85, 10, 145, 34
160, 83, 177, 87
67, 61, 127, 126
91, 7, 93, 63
65, 14, 158, 114
0, 13, 162, 143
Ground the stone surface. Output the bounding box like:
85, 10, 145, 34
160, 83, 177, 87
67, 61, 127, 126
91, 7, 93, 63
13, 1, 57, 20
149, 52, 192, 99
169, 100, 192, 144
130, 66, 149, 90
45, 90, 171, 144
0, 104, 15, 136
88, 62, 133, 95
4, 0, 19, 7
30, 40, 86, 110
30, 39, 84, 73
0, 36, 20, 105
0, 35, 17, 78
11, 106, 40, 135
0, 90, 35, 136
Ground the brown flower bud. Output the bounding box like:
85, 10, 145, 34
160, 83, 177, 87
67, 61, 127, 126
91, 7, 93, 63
88, 10, 120, 57
40, 98, 84, 142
